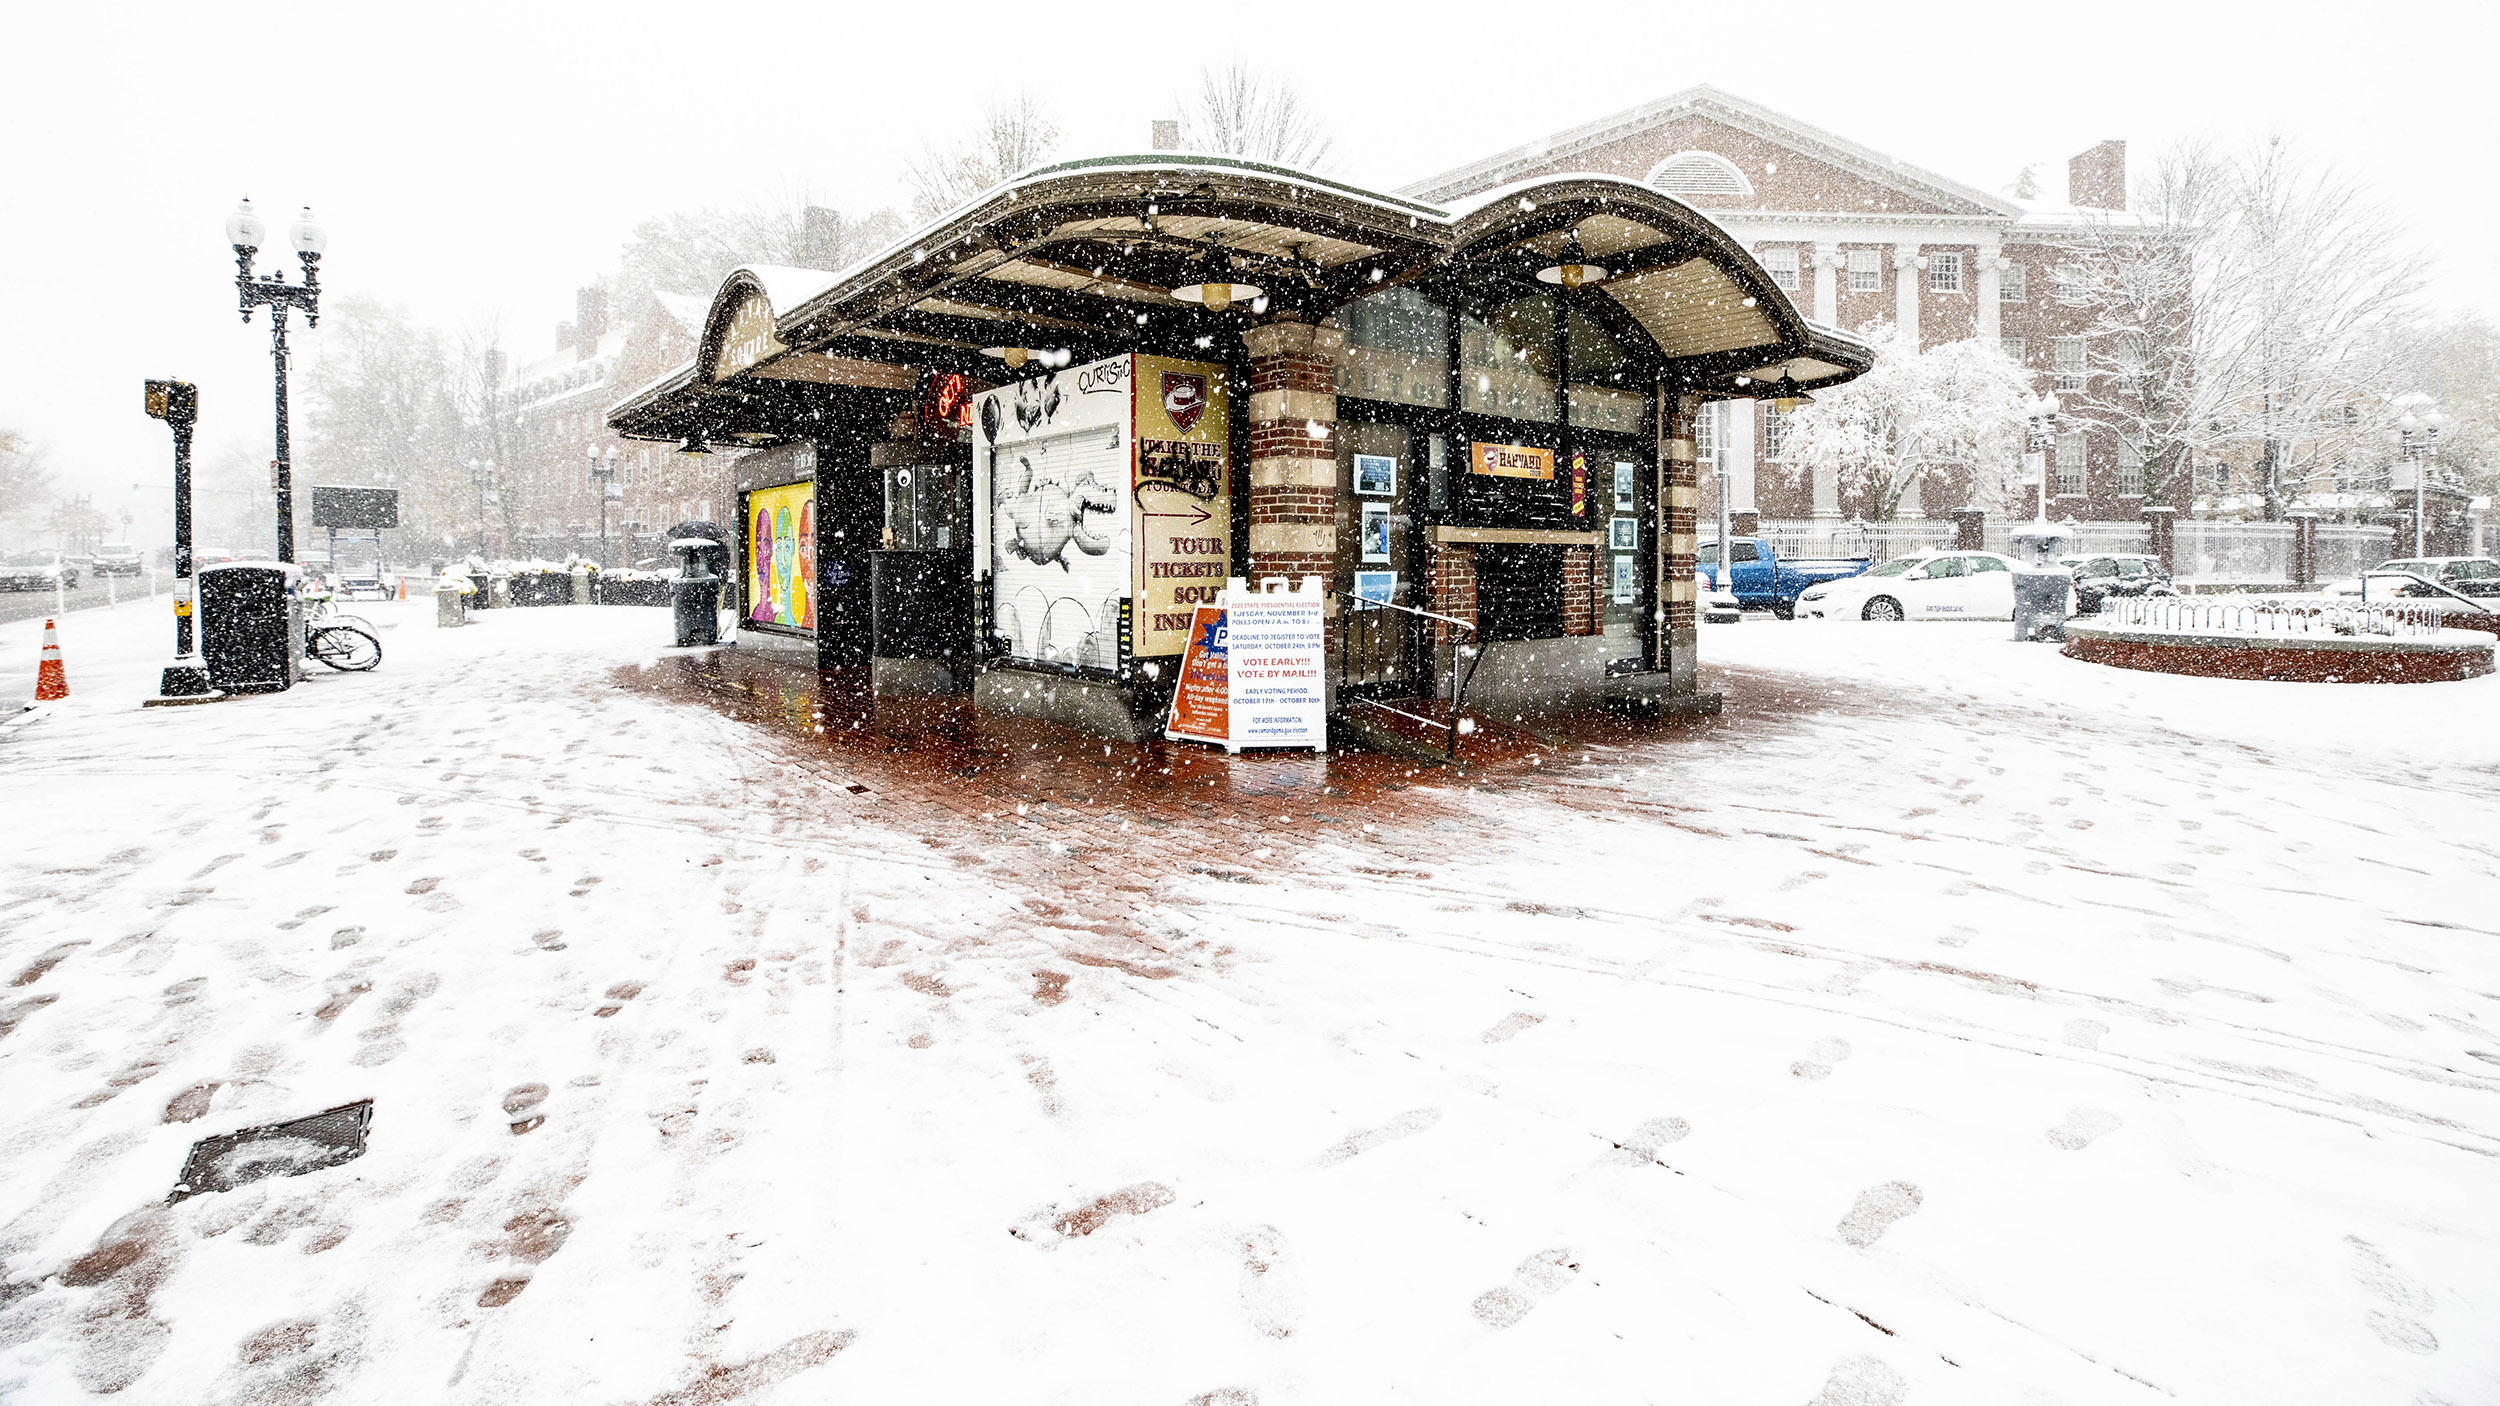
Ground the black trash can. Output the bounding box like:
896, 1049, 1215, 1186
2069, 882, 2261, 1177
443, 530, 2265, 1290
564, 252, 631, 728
670, 538, 723, 647
200, 562, 298, 693
2012, 569, 2072, 643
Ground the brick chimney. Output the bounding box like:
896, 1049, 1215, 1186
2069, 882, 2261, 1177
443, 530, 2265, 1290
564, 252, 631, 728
2068, 141, 2126, 211
575, 285, 610, 358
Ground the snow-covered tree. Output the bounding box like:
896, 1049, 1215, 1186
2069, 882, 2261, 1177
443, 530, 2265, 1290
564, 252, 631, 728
903, 95, 1062, 220
1777, 326, 2034, 520
1179, 64, 1335, 171
0, 428, 52, 532
2058, 136, 2425, 516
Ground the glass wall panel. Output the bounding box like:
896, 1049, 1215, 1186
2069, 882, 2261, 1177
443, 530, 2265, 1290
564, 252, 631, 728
1460, 291, 1559, 422
1566, 309, 1648, 433
1337, 286, 1451, 408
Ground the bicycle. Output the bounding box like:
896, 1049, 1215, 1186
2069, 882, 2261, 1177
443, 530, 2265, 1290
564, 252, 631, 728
301, 591, 383, 672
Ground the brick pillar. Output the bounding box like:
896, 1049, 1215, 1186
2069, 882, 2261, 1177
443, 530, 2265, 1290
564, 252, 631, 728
1662, 388, 1699, 692
1952, 507, 1986, 552
1427, 540, 1476, 652
2288, 510, 2319, 588
1562, 545, 1598, 635
1241, 320, 1345, 589
2143, 506, 2177, 577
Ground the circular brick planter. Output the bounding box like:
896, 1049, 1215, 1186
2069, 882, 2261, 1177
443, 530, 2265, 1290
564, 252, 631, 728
2062, 621, 2496, 684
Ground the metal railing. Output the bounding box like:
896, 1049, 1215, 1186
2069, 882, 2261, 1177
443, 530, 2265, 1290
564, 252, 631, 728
2100, 594, 2444, 638
1334, 595, 1482, 759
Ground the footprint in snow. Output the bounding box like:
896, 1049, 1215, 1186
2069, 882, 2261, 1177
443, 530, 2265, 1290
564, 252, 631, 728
1236, 1225, 1302, 1339
1314, 1108, 1442, 1167
1481, 1012, 1543, 1043
2062, 1018, 2109, 1051
2347, 1236, 2438, 1354
1607, 1116, 1691, 1166
1804, 1354, 1907, 1406
2044, 1107, 2121, 1150
1470, 1247, 1579, 1329
1836, 1181, 1922, 1248
594, 980, 643, 1018
1792, 1038, 1852, 1081
503, 1084, 550, 1135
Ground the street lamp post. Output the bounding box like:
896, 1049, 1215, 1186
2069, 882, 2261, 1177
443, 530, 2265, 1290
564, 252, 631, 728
466, 458, 497, 559
2024, 391, 2062, 525
142, 380, 213, 698
2392, 392, 2449, 557
587, 446, 619, 566
226, 200, 326, 564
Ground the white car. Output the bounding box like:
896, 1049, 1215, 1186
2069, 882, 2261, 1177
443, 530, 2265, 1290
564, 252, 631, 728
1794, 551, 2037, 621
1700, 572, 1741, 624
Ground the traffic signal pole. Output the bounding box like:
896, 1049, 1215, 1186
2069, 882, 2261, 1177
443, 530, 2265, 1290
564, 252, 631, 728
145, 379, 215, 699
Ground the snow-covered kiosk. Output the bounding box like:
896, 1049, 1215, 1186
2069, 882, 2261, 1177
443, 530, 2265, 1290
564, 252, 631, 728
607, 155, 1870, 738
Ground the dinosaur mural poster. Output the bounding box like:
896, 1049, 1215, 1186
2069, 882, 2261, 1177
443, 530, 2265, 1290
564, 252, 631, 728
976, 356, 1134, 671
974, 353, 1234, 671
1130, 354, 1231, 658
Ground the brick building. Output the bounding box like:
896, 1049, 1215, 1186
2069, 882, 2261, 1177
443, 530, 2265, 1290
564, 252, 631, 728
1408, 87, 2150, 527
502, 285, 720, 565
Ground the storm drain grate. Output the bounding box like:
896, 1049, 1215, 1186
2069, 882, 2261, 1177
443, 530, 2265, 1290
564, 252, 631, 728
168, 1100, 373, 1203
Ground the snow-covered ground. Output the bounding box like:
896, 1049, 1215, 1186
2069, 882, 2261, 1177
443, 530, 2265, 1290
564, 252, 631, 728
2, 602, 2495, 1404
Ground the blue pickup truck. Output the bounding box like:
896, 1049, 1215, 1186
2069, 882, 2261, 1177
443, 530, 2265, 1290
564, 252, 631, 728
1698, 537, 1873, 618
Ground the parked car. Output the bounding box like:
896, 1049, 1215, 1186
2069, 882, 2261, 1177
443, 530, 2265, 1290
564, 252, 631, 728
1699, 572, 1741, 624
1795, 551, 2050, 621
2057, 552, 2175, 614
90, 544, 144, 577
0, 551, 78, 591
1698, 536, 1872, 618
2372, 557, 2500, 598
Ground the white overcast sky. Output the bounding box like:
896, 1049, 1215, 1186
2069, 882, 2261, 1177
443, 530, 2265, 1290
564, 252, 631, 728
5, 0, 2493, 542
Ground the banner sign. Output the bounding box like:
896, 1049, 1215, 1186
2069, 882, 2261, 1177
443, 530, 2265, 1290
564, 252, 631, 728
1224, 578, 1326, 752
1164, 606, 1230, 746
309, 485, 399, 529
745, 481, 816, 629
1471, 441, 1555, 480
1132, 354, 1231, 657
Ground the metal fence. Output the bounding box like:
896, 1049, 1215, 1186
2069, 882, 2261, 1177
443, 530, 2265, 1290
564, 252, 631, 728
1754, 517, 2401, 583
1757, 520, 1954, 564
2100, 594, 2443, 638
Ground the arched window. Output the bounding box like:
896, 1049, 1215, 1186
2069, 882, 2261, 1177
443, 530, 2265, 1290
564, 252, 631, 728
1646, 151, 1754, 198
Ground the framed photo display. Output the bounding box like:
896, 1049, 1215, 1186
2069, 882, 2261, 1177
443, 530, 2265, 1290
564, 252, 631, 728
1354, 453, 1397, 497
1608, 516, 1639, 551
1611, 554, 1638, 604
1613, 460, 1636, 512
1353, 570, 1397, 609
1360, 502, 1392, 562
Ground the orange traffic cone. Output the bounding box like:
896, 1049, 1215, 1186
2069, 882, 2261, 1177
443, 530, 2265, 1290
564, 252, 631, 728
396, 576, 410, 602
34, 619, 68, 701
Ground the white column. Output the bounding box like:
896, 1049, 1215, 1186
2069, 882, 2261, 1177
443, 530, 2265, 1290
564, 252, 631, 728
1894, 244, 1923, 349
1976, 239, 2004, 341
1727, 398, 1757, 513
1812, 242, 1840, 326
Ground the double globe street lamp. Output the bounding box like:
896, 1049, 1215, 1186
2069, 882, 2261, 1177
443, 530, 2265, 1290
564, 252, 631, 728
2391, 391, 2450, 556
226, 199, 327, 564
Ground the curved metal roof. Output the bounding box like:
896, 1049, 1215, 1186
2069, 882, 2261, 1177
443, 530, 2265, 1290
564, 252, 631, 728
610, 155, 1870, 444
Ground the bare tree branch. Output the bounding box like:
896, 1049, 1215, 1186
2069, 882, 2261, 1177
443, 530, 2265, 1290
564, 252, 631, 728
1179, 64, 1336, 171
903, 94, 1062, 220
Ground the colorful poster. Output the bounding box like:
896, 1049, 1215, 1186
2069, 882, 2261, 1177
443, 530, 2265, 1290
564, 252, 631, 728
1360, 502, 1391, 562
1164, 606, 1229, 746
1353, 570, 1397, 609
1132, 354, 1232, 658
745, 481, 815, 629
975, 355, 1133, 670
1571, 450, 1587, 516
1471, 441, 1555, 480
